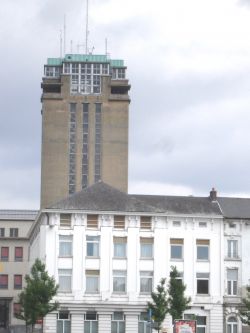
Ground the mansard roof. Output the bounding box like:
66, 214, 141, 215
217, 197, 250, 219
49, 181, 221, 216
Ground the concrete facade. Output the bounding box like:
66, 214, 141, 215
0, 210, 37, 332
29, 183, 230, 333
40, 55, 130, 208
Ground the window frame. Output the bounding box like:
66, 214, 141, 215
113, 237, 127, 258
58, 269, 72, 293
111, 312, 125, 333
227, 239, 238, 259
170, 239, 183, 260
0, 274, 8, 289
86, 236, 100, 257
10, 228, 18, 237
14, 275, 22, 289
140, 238, 153, 259
1, 247, 9, 261
113, 270, 127, 293
227, 269, 238, 296
85, 270, 100, 294
15, 247, 23, 262
59, 235, 73, 257
196, 273, 209, 295
140, 271, 153, 294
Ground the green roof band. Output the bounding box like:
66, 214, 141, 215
47, 54, 124, 67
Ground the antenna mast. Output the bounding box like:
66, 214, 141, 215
60, 30, 63, 58
85, 0, 89, 54
64, 15, 66, 55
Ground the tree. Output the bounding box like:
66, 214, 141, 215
15, 258, 59, 332
147, 278, 168, 332
167, 266, 191, 321
240, 285, 250, 325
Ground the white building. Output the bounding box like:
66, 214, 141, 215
29, 182, 233, 333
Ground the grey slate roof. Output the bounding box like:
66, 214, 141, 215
0, 210, 38, 220
134, 194, 222, 216
50, 182, 161, 213
217, 197, 250, 219
49, 181, 222, 216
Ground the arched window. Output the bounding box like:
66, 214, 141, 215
227, 316, 238, 333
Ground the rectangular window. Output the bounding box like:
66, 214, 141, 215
170, 239, 183, 260
69, 103, 77, 194
82, 103, 89, 188
10, 228, 18, 237
58, 269, 72, 292
197, 240, 209, 261
140, 238, 153, 259
94, 103, 102, 183
59, 235, 73, 257
140, 271, 153, 293
14, 275, 22, 289
173, 221, 181, 227
87, 215, 99, 229
197, 273, 209, 295
84, 312, 98, 333
199, 222, 207, 228
184, 314, 206, 333
57, 311, 71, 333
113, 237, 127, 258
13, 303, 21, 316
138, 313, 151, 333
60, 214, 72, 228
227, 240, 238, 259
114, 216, 125, 229
227, 269, 238, 296
0, 228, 5, 237
0, 274, 8, 289
113, 270, 126, 293
15, 247, 23, 261
1, 247, 9, 261
86, 270, 99, 293
86, 236, 99, 257
140, 216, 151, 230
111, 312, 125, 333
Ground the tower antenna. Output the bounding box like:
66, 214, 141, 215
60, 30, 63, 58
64, 14, 66, 56
85, 0, 89, 54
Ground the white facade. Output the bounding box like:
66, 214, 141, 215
30, 209, 225, 333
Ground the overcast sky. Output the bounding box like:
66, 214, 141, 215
1, 0, 250, 209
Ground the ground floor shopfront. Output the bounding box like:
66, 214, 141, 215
42, 303, 226, 333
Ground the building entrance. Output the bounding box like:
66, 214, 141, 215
0, 299, 10, 329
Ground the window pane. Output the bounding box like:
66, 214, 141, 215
171, 245, 182, 259
119, 321, 125, 333
140, 278, 152, 293
65, 321, 71, 333
86, 276, 99, 293
114, 243, 126, 258
197, 246, 209, 260
111, 322, 117, 333
141, 244, 153, 258
57, 321, 63, 332
197, 280, 209, 294
113, 277, 126, 292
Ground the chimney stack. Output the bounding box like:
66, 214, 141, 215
209, 187, 217, 201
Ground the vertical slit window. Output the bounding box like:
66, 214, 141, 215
95, 104, 102, 183
69, 103, 77, 194
82, 103, 89, 188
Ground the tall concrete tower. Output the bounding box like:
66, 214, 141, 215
40, 54, 130, 208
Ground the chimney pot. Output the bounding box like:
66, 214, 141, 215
210, 188, 217, 201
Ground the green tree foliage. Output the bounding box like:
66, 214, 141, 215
15, 258, 59, 332
240, 285, 250, 325
167, 266, 191, 321
147, 278, 168, 332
